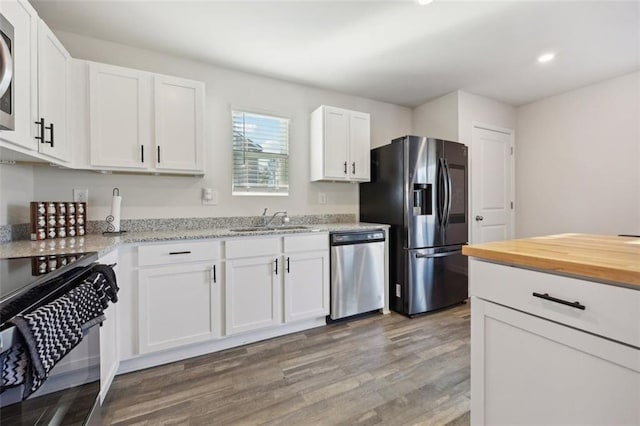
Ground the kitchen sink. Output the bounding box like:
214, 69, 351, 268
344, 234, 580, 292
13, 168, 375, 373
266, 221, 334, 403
229, 225, 308, 232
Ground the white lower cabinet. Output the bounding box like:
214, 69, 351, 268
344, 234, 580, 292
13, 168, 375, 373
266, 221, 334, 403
137, 241, 221, 354
284, 251, 329, 322
225, 233, 329, 336
470, 258, 640, 426
225, 255, 281, 335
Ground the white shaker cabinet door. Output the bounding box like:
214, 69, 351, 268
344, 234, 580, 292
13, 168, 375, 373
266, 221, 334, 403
349, 111, 370, 181
322, 106, 350, 180
471, 298, 640, 426
153, 75, 204, 172
225, 256, 281, 335
138, 262, 220, 354
0, 0, 38, 151
36, 19, 70, 162
89, 63, 151, 169
284, 251, 329, 323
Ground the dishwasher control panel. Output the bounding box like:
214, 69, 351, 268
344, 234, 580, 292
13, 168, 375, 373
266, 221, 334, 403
330, 230, 385, 245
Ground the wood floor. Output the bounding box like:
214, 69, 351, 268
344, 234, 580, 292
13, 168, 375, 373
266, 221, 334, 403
101, 304, 470, 425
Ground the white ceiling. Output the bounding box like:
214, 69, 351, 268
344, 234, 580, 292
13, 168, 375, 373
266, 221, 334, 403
31, 0, 640, 107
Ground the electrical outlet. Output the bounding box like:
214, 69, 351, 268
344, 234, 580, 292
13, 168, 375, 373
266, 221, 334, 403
73, 188, 88, 203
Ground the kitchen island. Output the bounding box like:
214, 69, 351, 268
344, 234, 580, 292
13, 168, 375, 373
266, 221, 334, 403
463, 234, 640, 426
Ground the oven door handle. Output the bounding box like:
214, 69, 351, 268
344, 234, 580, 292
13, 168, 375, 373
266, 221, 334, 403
0, 35, 12, 98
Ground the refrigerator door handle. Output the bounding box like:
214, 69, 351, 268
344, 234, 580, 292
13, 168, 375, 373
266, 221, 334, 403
437, 158, 446, 225
444, 159, 452, 227
415, 250, 462, 259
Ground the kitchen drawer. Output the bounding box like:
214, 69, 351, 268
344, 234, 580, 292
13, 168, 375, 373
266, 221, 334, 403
470, 258, 640, 348
225, 237, 281, 259
138, 241, 220, 266
284, 233, 328, 253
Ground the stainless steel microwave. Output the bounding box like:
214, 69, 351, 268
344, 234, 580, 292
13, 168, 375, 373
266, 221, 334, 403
0, 13, 14, 131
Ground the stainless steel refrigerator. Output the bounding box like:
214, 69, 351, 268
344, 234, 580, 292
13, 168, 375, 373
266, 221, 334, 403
359, 135, 468, 316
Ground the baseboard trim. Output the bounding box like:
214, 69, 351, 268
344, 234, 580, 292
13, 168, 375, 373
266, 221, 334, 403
117, 317, 326, 374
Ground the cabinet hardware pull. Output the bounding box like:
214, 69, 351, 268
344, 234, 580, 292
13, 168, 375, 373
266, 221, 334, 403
532, 292, 585, 310
352, 162, 355, 174
169, 251, 191, 255
141, 146, 144, 163
157, 146, 161, 163
286, 257, 290, 273
344, 161, 347, 174
212, 265, 216, 283
35, 118, 44, 143
45, 122, 54, 147
275, 258, 278, 275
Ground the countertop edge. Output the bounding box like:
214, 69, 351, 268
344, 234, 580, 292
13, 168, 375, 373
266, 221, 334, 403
462, 244, 640, 288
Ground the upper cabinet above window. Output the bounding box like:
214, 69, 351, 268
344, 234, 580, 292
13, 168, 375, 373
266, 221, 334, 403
309, 105, 370, 183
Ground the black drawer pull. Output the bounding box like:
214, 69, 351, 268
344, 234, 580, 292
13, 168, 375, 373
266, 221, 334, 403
169, 251, 191, 255
532, 292, 585, 310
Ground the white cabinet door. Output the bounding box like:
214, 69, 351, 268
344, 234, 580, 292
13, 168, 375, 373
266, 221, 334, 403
138, 262, 219, 354
225, 256, 281, 335
98, 250, 119, 403
0, 0, 37, 151
471, 298, 640, 426
284, 251, 329, 322
37, 19, 70, 162
89, 63, 151, 169
322, 106, 349, 180
154, 75, 204, 172
349, 111, 370, 181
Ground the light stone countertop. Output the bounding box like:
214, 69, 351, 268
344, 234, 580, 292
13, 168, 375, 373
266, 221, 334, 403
0, 223, 389, 259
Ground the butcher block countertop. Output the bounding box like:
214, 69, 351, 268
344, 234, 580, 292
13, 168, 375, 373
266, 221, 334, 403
462, 233, 640, 288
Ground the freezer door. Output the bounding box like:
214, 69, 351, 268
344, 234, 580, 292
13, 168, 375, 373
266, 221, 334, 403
404, 245, 468, 315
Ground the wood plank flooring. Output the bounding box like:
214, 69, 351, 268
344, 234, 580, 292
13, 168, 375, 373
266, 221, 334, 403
101, 304, 470, 425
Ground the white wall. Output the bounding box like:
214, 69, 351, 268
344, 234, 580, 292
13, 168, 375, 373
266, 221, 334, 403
412, 92, 459, 141
32, 31, 412, 221
457, 91, 516, 147
515, 72, 640, 237
0, 164, 34, 225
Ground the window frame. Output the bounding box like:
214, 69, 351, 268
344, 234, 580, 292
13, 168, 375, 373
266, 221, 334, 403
231, 108, 291, 197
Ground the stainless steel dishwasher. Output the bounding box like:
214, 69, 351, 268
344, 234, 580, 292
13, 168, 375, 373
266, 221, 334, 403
330, 229, 385, 320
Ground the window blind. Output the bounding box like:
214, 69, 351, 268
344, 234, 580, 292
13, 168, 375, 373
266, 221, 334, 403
232, 111, 290, 195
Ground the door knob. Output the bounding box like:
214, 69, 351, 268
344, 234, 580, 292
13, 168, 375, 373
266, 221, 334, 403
475, 215, 484, 221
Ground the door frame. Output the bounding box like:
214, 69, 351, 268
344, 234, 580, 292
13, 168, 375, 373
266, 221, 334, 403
470, 122, 516, 244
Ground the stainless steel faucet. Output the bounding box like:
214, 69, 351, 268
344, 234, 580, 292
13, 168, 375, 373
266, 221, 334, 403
264, 210, 290, 227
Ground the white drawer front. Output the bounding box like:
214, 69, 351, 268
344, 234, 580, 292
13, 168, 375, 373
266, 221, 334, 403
284, 233, 328, 253
225, 237, 281, 259
138, 241, 220, 266
470, 258, 640, 348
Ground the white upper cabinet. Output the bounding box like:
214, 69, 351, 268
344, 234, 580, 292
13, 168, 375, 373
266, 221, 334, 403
0, 2, 70, 163
154, 75, 204, 172
36, 19, 70, 162
310, 105, 371, 182
83, 61, 205, 174
89, 63, 151, 169
0, 0, 38, 152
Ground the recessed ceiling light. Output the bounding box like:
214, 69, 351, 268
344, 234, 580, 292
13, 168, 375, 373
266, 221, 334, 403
537, 52, 556, 63
415, 0, 434, 5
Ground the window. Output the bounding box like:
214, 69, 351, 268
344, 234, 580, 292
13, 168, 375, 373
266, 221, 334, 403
232, 110, 290, 196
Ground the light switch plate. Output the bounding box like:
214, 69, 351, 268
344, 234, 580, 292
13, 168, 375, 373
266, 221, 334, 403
202, 188, 218, 206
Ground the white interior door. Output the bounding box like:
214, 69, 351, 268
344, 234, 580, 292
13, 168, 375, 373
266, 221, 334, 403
471, 125, 514, 243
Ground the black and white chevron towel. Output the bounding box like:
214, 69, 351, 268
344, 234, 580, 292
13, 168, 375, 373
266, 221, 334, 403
9, 293, 84, 397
